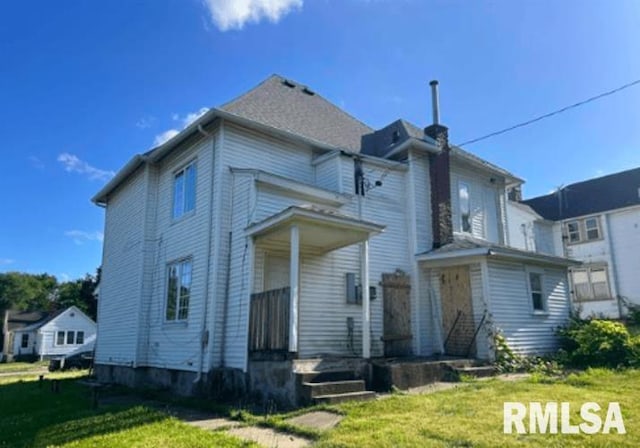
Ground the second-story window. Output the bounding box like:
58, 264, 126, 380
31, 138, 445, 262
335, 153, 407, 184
459, 182, 471, 233
173, 162, 196, 219
584, 217, 600, 240
565, 216, 601, 244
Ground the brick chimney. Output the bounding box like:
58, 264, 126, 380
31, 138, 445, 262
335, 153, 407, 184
425, 80, 453, 249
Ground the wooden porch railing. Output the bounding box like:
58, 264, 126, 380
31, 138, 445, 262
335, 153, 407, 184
249, 287, 290, 352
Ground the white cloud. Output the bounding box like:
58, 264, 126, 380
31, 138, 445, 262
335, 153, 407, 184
153, 107, 209, 147
175, 107, 209, 128
0, 258, 15, 266
202, 0, 303, 31
153, 129, 180, 146
65, 230, 104, 245
58, 153, 115, 182
136, 115, 156, 129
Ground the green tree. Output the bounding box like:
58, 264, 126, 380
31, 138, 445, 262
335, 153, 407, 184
0, 272, 57, 312
54, 271, 99, 321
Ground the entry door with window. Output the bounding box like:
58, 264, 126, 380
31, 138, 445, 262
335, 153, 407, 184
440, 266, 476, 357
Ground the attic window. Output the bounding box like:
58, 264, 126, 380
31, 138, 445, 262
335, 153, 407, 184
282, 79, 296, 88
302, 87, 315, 96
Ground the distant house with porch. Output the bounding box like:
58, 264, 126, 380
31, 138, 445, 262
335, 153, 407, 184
2, 306, 96, 361
92, 75, 576, 406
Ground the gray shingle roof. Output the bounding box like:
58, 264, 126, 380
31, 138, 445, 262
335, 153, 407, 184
220, 75, 373, 153
523, 167, 640, 221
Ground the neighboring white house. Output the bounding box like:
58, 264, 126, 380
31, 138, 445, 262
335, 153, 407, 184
523, 168, 640, 319
92, 75, 576, 404
8, 306, 96, 360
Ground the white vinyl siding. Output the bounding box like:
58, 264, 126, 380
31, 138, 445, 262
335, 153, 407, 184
450, 164, 502, 243
487, 260, 570, 355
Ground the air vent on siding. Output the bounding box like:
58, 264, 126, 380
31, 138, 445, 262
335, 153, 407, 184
282, 79, 296, 88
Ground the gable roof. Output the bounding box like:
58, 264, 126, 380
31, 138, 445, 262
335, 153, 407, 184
5, 310, 50, 332
523, 167, 640, 221
220, 75, 373, 153
93, 74, 522, 203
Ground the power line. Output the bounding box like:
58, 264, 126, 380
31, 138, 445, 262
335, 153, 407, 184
457, 78, 640, 147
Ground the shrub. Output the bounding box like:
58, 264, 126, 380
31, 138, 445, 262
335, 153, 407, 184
558, 319, 638, 368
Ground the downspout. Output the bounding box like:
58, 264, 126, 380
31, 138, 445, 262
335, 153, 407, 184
604, 213, 624, 318
194, 123, 215, 384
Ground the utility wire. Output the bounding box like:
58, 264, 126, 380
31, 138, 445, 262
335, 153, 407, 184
457, 78, 640, 147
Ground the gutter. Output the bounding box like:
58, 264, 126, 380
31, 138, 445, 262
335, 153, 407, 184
382, 137, 439, 160
92, 154, 147, 205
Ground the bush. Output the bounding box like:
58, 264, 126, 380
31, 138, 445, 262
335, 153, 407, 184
558, 319, 639, 368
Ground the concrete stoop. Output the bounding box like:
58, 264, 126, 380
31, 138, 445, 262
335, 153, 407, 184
297, 369, 376, 405
371, 357, 496, 391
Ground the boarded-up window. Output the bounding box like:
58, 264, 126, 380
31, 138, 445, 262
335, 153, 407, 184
572, 266, 611, 301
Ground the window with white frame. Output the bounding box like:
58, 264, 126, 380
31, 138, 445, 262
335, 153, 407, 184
459, 182, 471, 233
172, 162, 196, 219
56, 331, 65, 345
565, 216, 601, 244
571, 265, 611, 301
166, 259, 192, 321
66, 331, 75, 345
528, 271, 545, 312
77, 331, 84, 345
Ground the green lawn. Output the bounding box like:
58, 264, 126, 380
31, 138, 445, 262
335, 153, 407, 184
0, 372, 253, 448
313, 369, 639, 447
2, 369, 639, 447
0, 361, 48, 374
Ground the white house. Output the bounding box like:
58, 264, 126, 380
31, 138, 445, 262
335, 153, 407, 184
523, 168, 640, 318
7, 306, 96, 360
92, 75, 576, 404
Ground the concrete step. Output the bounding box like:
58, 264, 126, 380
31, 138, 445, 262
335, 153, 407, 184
451, 365, 497, 378
296, 370, 356, 384
313, 390, 376, 405
303, 379, 365, 397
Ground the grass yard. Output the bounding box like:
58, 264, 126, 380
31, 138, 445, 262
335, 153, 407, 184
313, 369, 639, 447
0, 372, 253, 448
2, 369, 639, 447
0, 361, 48, 374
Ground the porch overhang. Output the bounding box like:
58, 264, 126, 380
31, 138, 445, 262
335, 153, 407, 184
416, 242, 581, 268
246, 206, 385, 254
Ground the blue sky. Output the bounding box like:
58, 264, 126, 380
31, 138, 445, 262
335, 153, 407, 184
1, 0, 639, 281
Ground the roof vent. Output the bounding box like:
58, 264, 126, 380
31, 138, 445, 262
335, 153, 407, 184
302, 86, 315, 96
282, 79, 296, 88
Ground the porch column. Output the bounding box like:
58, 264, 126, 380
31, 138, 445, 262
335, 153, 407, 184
361, 238, 371, 359
289, 224, 300, 353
